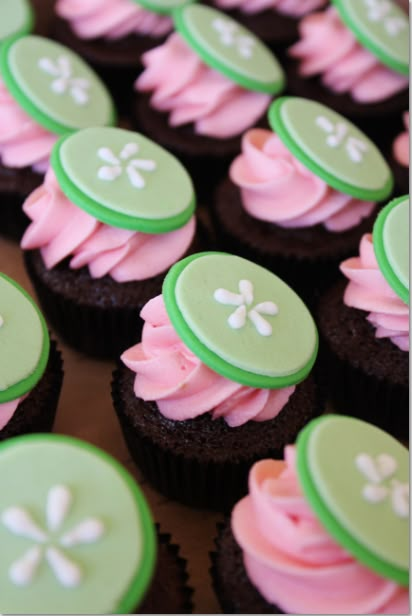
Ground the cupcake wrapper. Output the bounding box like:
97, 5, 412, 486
0, 339, 63, 440
210, 521, 284, 614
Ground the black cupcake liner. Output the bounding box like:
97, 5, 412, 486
139, 524, 194, 614
112, 364, 323, 511
0, 163, 42, 242
0, 339, 64, 441
316, 281, 409, 440
210, 520, 284, 614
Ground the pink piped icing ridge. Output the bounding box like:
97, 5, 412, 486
56, 0, 172, 40
289, 7, 408, 103
121, 294, 295, 427
340, 234, 409, 352
21, 168, 196, 283
214, 0, 327, 17
230, 129, 375, 231
393, 112, 409, 168
0, 399, 23, 431
232, 446, 409, 614
0, 80, 56, 172
135, 33, 271, 139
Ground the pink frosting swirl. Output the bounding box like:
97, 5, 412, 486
232, 446, 409, 614
21, 168, 196, 282
0, 399, 23, 431
214, 0, 327, 17
340, 234, 409, 352
56, 0, 172, 40
121, 294, 295, 427
135, 33, 271, 139
289, 7, 408, 103
230, 129, 375, 231
393, 112, 409, 167
0, 80, 56, 172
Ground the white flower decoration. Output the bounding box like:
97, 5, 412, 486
214, 279, 278, 336
355, 453, 409, 518
38, 56, 90, 105
316, 116, 368, 163
364, 0, 407, 36
97, 143, 156, 189
2, 485, 105, 588
212, 18, 255, 58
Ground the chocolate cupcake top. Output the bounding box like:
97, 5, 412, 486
0, 434, 156, 613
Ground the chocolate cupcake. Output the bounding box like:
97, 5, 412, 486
21, 126, 206, 359
133, 4, 285, 199
0, 274, 63, 441
112, 252, 323, 511
213, 97, 394, 304
53, 0, 191, 113
211, 415, 409, 614
0, 433, 193, 614
317, 195, 409, 439
286, 1, 409, 137
0, 33, 115, 241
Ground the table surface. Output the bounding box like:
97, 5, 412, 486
1, 235, 221, 614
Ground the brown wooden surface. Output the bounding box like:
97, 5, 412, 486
0, 236, 221, 614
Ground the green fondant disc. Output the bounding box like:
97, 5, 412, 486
132, 0, 194, 15
0, 35, 116, 135
268, 97, 393, 202
297, 415, 409, 586
174, 4, 285, 94
0, 274, 49, 404
0, 0, 33, 45
52, 127, 195, 232
332, 0, 409, 76
0, 434, 156, 614
373, 195, 409, 304
163, 252, 318, 388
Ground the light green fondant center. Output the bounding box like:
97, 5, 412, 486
0, 0, 32, 42
7, 36, 113, 131
0, 440, 146, 613
279, 98, 391, 193
307, 416, 409, 572
174, 254, 317, 377
383, 197, 409, 290
0, 278, 43, 393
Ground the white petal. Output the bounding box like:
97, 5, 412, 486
391, 482, 409, 518
129, 158, 156, 171
2, 507, 47, 542
47, 485, 72, 532
46, 547, 82, 588
38, 57, 60, 76
57, 56, 72, 78
376, 454, 397, 479
228, 305, 246, 329
254, 301, 278, 315
98, 165, 122, 181
355, 453, 382, 484
239, 280, 253, 305
316, 116, 334, 133
362, 483, 388, 503
60, 518, 105, 547
51, 78, 67, 94
120, 143, 139, 159
9, 546, 43, 586
248, 309, 272, 336
71, 86, 89, 105
127, 165, 145, 189
214, 289, 244, 306
97, 147, 120, 165
70, 78, 90, 89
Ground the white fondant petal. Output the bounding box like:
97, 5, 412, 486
47, 485, 72, 532
2, 507, 47, 542
60, 518, 105, 547
46, 547, 82, 588
9, 546, 43, 586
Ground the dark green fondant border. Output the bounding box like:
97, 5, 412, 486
296, 415, 409, 587
162, 252, 319, 389
268, 97, 394, 202
0, 273, 50, 404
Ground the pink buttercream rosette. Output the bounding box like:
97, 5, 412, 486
340, 234, 409, 352
231, 446, 409, 613
214, 0, 327, 17
135, 33, 271, 139
121, 294, 295, 427
230, 128, 375, 231
393, 112, 409, 168
289, 7, 408, 104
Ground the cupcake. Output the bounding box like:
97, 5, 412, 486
21, 126, 204, 359
317, 195, 409, 439
112, 252, 322, 511
211, 414, 409, 614
134, 4, 285, 199
53, 0, 191, 113
210, 0, 328, 49
0, 273, 63, 441
0, 34, 115, 240
287, 0, 409, 131
391, 111, 409, 195
0, 433, 193, 613
213, 96, 394, 304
